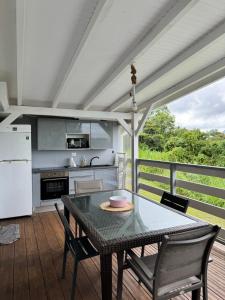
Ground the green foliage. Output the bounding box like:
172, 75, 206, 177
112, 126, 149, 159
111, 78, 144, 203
139, 106, 225, 167
139, 107, 225, 212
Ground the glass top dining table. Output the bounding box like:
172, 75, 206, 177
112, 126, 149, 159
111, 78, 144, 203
62, 189, 207, 300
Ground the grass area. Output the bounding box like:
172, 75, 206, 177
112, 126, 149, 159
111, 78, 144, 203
139, 149, 225, 208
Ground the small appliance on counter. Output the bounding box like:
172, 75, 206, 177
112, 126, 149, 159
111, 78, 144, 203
80, 156, 87, 167
66, 133, 89, 149
69, 152, 77, 167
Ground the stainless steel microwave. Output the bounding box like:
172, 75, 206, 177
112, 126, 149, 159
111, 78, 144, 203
66, 134, 89, 149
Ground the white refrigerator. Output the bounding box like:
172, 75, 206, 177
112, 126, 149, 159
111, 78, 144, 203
0, 125, 32, 218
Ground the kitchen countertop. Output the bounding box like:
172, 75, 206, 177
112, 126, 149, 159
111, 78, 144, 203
32, 165, 118, 173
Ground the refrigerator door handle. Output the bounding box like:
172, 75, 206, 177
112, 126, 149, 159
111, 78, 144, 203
0, 159, 30, 162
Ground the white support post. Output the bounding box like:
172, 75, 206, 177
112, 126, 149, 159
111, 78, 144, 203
131, 112, 139, 192
170, 163, 176, 195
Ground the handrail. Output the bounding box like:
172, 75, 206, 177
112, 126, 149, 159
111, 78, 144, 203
136, 158, 225, 240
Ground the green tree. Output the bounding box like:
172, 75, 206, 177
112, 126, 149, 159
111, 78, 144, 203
139, 106, 175, 151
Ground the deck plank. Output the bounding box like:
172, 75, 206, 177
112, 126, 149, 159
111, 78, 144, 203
0, 220, 15, 300
25, 217, 47, 300
13, 219, 30, 300
0, 212, 224, 300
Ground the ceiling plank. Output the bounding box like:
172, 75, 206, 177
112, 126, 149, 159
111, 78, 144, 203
16, 0, 28, 106
138, 57, 225, 111
5, 105, 132, 121
82, 0, 198, 110
0, 82, 9, 111
51, 0, 109, 108
108, 18, 225, 112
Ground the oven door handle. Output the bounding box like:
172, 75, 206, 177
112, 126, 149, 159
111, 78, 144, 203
42, 178, 68, 181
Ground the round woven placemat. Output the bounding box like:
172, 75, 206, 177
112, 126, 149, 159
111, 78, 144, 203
100, 201, 134, 212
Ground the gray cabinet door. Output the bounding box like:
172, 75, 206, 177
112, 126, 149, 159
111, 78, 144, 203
32, 173, 40, 209
90, 121, 113, 149
66, 120, 90, 134
38, 118, 66, 150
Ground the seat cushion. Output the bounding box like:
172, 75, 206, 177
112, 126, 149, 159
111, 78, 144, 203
127, 253, 201, 297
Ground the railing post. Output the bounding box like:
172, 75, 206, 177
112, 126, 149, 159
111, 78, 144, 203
170, 163, 176, 195
135, 159, 139, 193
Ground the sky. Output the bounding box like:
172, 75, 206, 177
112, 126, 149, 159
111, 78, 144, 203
168, 77, 225, 132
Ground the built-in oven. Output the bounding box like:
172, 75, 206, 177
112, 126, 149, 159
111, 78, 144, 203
41, 171, 69, 200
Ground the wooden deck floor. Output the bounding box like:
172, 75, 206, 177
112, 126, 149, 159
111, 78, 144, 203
0, 212, 224, 300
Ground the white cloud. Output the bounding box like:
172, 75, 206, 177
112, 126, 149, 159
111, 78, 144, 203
168, 77, 225, 131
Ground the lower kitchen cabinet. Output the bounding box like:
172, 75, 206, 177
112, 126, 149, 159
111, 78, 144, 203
69, 168, 118, 193
32, 173, 41, 209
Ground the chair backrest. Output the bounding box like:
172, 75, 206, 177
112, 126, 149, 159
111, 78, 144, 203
74, 179, 103, 194
160, 192, 189, 213
55, 203, 76, 254
154, 225, 220, 291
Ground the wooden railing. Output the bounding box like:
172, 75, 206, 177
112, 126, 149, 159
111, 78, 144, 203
136, 159, 225, 241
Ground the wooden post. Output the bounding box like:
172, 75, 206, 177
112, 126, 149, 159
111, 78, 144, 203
131, 64, 138, 192
170, 163, 176, 195
131, 112, 138, 192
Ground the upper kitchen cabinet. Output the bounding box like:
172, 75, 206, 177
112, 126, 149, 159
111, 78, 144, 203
38, 118, 66, 150
66, 120, 90, 134
90, 121, 113, 149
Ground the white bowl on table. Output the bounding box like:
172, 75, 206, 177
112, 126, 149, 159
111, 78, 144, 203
109, 196, 128, 208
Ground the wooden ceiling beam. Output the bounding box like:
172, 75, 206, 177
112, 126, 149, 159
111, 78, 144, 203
82, 0, 198, 110
5, 105, 133, 121
51, 0, 109, 108
16, 0, 28, 106
138, 57, 225, 111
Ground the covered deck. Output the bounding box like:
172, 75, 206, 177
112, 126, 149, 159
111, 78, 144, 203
0, 1, 225, 299
0, 212, 224, 300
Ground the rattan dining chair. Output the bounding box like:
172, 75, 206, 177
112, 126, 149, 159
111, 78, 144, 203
141, 192, 190, 257
55, 203, 99, 300
117, 225, 220, 300
74, 179, 103, 194
160, 191, 189, 213
74, 179, 103, 236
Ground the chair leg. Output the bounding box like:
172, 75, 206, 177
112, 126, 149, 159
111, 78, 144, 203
71, 259, 78, 300
78, 225, 82, 237
62, 244, 68, 279
117, 251, 124, 300
203, 275, 208, 300
75, 220, 78, 237
192, 288, 201, 300
141, 246, 145, 257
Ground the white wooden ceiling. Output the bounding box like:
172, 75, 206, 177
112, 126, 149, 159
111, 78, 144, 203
1, 0, 225, 113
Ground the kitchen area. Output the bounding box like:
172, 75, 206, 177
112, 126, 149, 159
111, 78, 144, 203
0, 116, 126, 217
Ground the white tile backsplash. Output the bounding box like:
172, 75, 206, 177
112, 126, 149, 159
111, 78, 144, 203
32, 149, 115, 168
